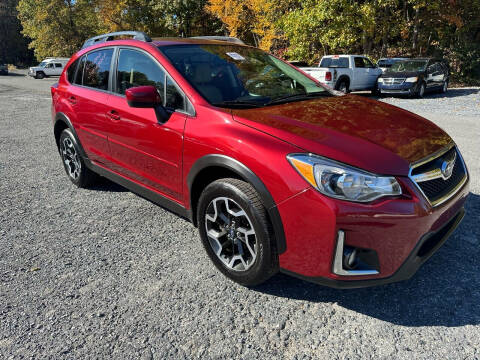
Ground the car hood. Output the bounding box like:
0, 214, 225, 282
381, 71, 424, 78
231, 95, 451, 176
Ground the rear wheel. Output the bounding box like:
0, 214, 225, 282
197, 178, 278, 286
336, 79, 349, 94
441, 80, 448, 93
59, 129, 98, 188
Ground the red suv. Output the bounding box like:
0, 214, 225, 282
51, 31, 469, 288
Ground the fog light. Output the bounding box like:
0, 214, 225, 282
333, 231, 380, 276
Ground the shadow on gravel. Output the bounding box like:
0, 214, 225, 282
255, 192, 480, 327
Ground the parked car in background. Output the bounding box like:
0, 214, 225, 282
377, 58, 449, 98
377, 57, 408, 73
51, 31, 469, 288
301, 55, 383, 94
29, 58, 70, 79
0, 63, 8, 75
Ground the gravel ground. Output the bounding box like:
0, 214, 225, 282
1, 71, 479, 359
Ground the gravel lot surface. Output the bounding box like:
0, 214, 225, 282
1, 71, 479, 359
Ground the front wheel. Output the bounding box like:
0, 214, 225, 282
416, 82, 426, 98
35, 72, 45, 79
197, 178, 278, 286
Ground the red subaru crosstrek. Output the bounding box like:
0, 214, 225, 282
51, 31, 469, 288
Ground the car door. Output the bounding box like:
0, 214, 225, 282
362, 57, 380, 88
67, 48, 114, 165
105, 47, 187, 202
352, 57, 368, 89
425, 61, 437, 89
44, 63, 55, 76
430, 62, 445, 88
54, 63, 63, 76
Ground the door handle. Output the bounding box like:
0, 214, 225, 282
107, 110, 120, 121
67, 96, 77, 104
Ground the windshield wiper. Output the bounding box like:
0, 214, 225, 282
265, 92, 331, 106
211, 100, 264, 108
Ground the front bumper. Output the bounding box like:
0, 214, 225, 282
378, 81, 417, 94
277, 175, 469, 288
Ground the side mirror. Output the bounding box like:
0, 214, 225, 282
126, 85, 162, 108
125, 85, 170, 123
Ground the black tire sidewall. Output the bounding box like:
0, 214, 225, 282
59, 129, 88, 187
197, 180, 276, 286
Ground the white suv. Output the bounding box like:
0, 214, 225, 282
300, 55, 382, 93
28, 58, 69, 79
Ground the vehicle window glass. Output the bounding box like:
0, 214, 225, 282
363, 58, 374, 68
354, 58, 365, 68
161, 44, 328, 107
390, 60, 428, 72
319, 57, 349, 68
55, 63, 62, 68
46, 63, 53, 68
165, 77, 185, 111
67, 59, 79, 84
116, 48, 165, 96
74, 56, 86, 85
83, 49, 113, 90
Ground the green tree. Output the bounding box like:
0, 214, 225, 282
17, 0, 101, 60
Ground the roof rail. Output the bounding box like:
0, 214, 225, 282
190, 36, 245, 45
82, 31, 152, 49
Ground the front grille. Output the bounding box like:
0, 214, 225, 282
410, 146, 467, 206
382, 77, 405, 85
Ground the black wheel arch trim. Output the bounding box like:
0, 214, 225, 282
54, 112, 88, 159
335, 76, 350, 89
187, 154, 287, 254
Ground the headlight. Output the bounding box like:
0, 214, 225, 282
377, 78, 384, 83
287, 154, 402, 202
405, 77, 418, 83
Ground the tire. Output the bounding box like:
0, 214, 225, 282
197, 178, 279, 286
441, 80, 448, 93
371, 81, 380, 96
416, 82, 426, 98
35, 72, 45, 79
58, 128, 98, 188
336, 79, 349, 94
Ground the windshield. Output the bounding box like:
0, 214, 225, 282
389, 60, 428, 72
160, 44, 329, 107
38, 61, 47, 67
319, 57, 349, 68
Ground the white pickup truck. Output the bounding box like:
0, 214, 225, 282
300, 55, 382, 93
28, 58, 70, 79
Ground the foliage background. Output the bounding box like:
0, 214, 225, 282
1, 0, 479, 83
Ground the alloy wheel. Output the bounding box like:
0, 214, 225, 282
60, 137, 81, 180
205, 197, 257, 271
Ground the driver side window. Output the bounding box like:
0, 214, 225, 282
116, 49, 165, 96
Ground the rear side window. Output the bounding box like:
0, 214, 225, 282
67, 59, 79, 84
74, 56, 86, 85
320, 57, 349, 68
55, 63, 62, 68
83, 49, 114, 90
116, 48, 165, 95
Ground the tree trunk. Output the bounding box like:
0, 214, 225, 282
412, 7, 420, 53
